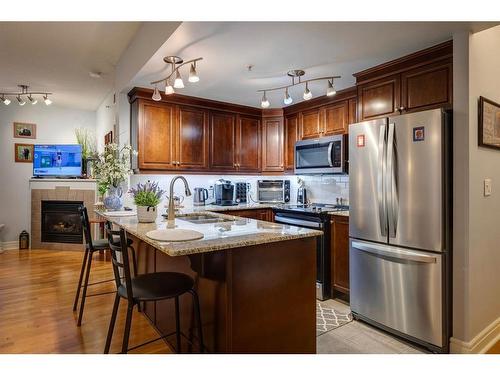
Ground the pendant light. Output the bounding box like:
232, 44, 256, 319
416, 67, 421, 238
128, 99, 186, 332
261, 91, 270, 108
165, 78, 175, 95
188, 62, 199, 83
303, 82, 312, 100
326, 79, 336, 97
17, 96, 26, 106
283, 88, 293, 105
43, 94, 52, 106
152, 86, 162, 101
174, 70, 184, 89
28, 95, 38, 105
1, 95, 10, 105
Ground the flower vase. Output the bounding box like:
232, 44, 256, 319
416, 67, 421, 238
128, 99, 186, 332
103, 186, 123, 211
136, 205, 158, 223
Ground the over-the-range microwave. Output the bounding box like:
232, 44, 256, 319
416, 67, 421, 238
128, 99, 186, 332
294, 134, 347, 175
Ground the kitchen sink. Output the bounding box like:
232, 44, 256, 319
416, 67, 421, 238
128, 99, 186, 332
178, 214, 234, 224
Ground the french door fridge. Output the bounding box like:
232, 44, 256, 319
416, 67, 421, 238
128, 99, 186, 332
349, 108, 451, 352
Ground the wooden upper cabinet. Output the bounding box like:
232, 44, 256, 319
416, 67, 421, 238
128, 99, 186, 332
323, 101, 349, 136
176, 105, 209, 170
348, 98, 357, 126
331, 215, 350, 296
138, 101, 176, 170
236, 116, 261, 172
262, 117, 284, 172
401, 61, 452, 113
358, 74, 401, 121
300, 108, 322, 139
284, 114, 298, 171
209, 111, 237, 171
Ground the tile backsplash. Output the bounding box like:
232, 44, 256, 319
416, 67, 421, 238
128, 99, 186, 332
300, 175, 349, 205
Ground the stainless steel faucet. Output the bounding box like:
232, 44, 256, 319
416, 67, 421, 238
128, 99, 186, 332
167, 176, 192, 228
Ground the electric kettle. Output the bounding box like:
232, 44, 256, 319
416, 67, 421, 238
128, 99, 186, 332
193, 187, 209, 206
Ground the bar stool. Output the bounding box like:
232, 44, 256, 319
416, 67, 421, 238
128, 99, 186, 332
104, 227, 204, 354
73, 206, 139, 326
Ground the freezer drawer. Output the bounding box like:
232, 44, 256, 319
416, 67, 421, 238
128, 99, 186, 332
350, 239, 443, 347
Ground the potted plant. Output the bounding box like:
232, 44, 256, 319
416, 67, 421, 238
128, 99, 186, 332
129, 181, 165, 223
74, 128, 96, 177
92, 143, 136, 211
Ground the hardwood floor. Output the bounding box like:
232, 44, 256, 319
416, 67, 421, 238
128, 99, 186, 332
0, 249, 171, 354
486, 339, 500, 354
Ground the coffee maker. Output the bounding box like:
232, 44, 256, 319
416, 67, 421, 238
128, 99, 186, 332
214, 179, 236, 206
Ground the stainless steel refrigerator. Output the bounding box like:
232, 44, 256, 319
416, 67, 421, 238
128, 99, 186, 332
348, 108, 451, 353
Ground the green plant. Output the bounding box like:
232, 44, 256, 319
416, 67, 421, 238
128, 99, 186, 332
74, 128, 96, 160
129, 181, 165, 207
92, 143, 136, 188
97, 182, 109, 198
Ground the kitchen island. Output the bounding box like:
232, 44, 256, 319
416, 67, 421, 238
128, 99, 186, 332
97, 210, 321, 353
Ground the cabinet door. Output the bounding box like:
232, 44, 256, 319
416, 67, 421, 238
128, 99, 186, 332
348, 98, 357, 126
209, 111, 237, 171
261, 117, 284, 172
177, 105, 209, 170
237, 116, 261, 172
323, 101, 349, 136
300, 108, 322, 139
138, 101, 176, 170
401, 61, 452, 113
358, 74, 401, 121
331, 215, 350, 296
225, 209, 271, 222
284, 114, 298, 171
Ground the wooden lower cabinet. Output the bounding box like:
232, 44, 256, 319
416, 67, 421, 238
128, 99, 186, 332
224, 208, 273, 222
330, 215, 349, 299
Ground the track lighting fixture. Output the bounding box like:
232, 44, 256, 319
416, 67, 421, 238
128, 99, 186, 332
152, 86, 162, 101
257, 70, 339, 107
0, 85, 53, 106
261, 91, 270, 108
150, 55, 202, 100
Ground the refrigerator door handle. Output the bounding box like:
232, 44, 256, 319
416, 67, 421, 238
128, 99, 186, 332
351, 241, 437, 264
386, 122, 398, 238
377, 124, 388, 237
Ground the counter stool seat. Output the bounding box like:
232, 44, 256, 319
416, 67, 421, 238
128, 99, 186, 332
93, 237, 133, 249
118, 272, 194, 301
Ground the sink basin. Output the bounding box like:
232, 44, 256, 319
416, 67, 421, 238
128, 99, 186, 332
178, 214, 234, 224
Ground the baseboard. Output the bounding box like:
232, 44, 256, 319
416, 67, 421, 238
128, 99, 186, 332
0, 241, 19, 251
450, 316, 500, 353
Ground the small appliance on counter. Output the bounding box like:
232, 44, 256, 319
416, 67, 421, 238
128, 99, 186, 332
257, 180, 290, 203
235, 182, 250, 203
214, 179, 237, 206
297, 178, 308, 205
193, 188, 209, 206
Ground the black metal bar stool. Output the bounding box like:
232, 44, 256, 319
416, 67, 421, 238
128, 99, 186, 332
104, 227, 204, 354
73, 206, 139, 326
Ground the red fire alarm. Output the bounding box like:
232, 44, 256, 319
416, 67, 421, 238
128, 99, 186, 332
357, 134, 365, 147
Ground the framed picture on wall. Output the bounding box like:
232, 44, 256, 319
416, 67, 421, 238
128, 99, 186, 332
13, 122, 37, 139
478, 96, 500, 150
104, 130, 113, 145
14, 143, 34, 163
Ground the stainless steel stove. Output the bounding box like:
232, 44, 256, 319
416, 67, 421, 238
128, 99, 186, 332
272, 202, 349, 300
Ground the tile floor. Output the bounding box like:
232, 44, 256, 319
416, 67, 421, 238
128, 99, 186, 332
317, 299, 426, 354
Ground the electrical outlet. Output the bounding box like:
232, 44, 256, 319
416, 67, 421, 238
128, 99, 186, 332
484, 178, 492, 197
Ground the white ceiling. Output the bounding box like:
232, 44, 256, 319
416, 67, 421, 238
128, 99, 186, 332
133, 22, 496, 109
0, 22, 141, 111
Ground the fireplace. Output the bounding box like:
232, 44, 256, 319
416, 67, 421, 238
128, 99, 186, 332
41, 200, 83, 244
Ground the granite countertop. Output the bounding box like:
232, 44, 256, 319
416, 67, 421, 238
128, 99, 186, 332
183, 202, 282, 213
96, 210, 321, 257
329, 210, 349, 217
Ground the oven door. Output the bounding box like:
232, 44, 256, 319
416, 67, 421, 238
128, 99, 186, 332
273, 213, 329, 300
294, 135, 344, 175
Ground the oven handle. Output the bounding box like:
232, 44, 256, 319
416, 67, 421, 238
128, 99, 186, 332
274, 216, 323, 229
327, 142, 334, 167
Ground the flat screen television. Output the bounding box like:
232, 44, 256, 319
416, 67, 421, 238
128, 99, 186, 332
33, 144, 82, 178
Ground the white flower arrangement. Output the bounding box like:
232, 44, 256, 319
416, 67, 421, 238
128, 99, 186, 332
92, 143, 138, 189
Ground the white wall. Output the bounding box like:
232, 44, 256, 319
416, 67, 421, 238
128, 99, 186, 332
95, 91, 115, 152
451, 26, 500, 351
0, 104, 96, 243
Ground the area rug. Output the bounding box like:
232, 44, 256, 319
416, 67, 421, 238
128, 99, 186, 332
316, 301, 353, 336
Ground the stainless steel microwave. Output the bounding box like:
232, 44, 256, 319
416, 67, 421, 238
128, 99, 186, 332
294, 135, 347, 175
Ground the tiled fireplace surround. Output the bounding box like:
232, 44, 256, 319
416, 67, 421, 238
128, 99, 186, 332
30, 179, 96, 250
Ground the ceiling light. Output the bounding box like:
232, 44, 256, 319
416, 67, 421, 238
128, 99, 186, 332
261, 91, 270, 108
326, 80, 336, 97
28, 95, 38, 105
152, 86, 162, 101
188, 63, 199, 83
17, 96, 26, 106
174, 70, 184, 89
165, 79, 175, 95
43, 95, 52, 106
283, 88, 293, 105
1, 96, 10, 105
303, 83, 312, 101
89, 71, 102, 79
